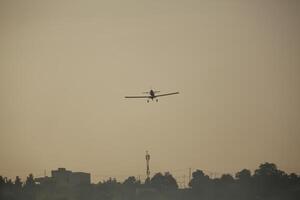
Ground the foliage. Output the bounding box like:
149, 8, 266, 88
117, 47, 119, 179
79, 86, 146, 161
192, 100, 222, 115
0, 162, 300, 200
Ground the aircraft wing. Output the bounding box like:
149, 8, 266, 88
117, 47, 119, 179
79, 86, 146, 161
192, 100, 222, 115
125, 95, 150, 98
155, 92, 179, 97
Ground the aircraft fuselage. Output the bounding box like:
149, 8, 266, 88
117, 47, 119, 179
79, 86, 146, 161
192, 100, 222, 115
149, 90, 155, 99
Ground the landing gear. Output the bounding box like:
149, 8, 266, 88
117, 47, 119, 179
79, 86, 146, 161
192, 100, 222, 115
156, 99, 158, 102
147, 100, 149, 103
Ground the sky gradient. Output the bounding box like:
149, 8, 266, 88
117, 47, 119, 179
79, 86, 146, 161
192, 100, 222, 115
1, 0, 300, 183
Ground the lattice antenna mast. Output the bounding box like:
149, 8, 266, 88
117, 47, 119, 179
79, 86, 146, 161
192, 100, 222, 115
145, 151, 150, 180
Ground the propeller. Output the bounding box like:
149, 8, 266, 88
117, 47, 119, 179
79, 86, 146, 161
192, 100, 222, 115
142, 90, 160, 94
142, 88, 160, 94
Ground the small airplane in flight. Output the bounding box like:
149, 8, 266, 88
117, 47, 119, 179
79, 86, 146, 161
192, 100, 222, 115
125, 89, 179, 103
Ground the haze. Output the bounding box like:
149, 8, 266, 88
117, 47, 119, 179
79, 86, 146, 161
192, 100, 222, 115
1, 0, 300, 182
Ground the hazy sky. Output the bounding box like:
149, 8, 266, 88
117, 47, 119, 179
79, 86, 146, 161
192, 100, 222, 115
1, 0, 300, 183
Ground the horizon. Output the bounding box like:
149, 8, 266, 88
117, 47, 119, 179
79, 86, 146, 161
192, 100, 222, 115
1, 158, 299, 185
1, 0, 300, 188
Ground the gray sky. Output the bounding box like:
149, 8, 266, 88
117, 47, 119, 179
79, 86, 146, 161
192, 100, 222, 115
1, 0, 300, 183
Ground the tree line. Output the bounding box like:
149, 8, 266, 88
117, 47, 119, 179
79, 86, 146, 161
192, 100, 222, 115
1, 162, 300, 200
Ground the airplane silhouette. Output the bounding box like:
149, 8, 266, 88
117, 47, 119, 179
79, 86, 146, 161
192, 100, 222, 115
125, 89, 179, 103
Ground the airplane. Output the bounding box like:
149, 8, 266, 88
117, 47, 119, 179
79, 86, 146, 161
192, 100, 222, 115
125, 89, 179, 103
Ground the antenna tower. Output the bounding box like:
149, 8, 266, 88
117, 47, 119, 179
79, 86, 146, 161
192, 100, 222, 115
145, 151, 150, 180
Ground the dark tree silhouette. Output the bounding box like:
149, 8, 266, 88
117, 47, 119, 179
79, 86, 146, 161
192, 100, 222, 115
150, 172, 178, 191
0, 162, 300, 200
188, 169, 213, 200
23, 174, 37, 200
236, 169, 251, 181
220, 174, 234, 184
189, 170, 210, 190
14, 176, 22, 189
123, 176, 139, 186
235, 169, 253, 199
24, 174, 35, 188
289, 173, 299, 185
254, 162, 289, 198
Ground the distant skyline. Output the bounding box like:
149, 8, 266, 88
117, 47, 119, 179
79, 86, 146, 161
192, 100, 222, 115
1, 0, 300, 183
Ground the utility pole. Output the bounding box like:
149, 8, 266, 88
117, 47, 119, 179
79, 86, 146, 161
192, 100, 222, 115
138, 175, 141, 182
188, 167, 191, 186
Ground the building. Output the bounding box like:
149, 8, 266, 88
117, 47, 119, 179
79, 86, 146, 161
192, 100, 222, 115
70, 172, 91, 185
35, 168, 91, 186
34, 176, 52, 185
